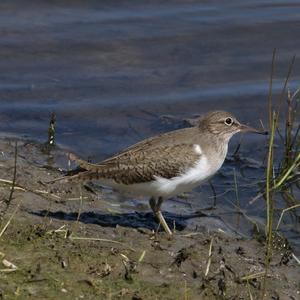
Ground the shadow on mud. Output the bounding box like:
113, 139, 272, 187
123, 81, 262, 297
30, 210, 210, 232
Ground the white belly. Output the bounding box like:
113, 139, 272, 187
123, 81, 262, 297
97, 154, 223, 199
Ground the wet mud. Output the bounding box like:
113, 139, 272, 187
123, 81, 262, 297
0, 139, 299, 299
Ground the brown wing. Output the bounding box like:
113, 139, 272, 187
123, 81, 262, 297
70, 127, 197, 169
105, 126, 201, 161
69, 143, 201, 185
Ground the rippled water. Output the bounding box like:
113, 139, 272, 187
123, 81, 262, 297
0, 1, 299, 249
0, 0, 299, 156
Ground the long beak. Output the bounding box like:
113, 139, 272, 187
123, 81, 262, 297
239, 124, 268, 135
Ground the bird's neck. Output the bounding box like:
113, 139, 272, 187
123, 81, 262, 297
195, 127, 230, 162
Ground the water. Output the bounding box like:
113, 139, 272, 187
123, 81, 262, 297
0, 1, 299, 249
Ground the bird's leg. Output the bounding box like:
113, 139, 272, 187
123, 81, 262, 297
148, 197, 173, 237
149, 197, 157, 213
156, 197, 173, 237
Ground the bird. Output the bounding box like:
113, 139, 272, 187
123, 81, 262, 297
54, 111, 267, 237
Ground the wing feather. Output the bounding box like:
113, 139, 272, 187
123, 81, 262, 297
69, 143, 201, 185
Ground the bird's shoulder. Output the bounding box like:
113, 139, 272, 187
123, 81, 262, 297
102, 127, 199, 164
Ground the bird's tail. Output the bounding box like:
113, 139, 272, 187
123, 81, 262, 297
47, 170, 102, 184
46, 153, 103, 184
68, 153, 105, 172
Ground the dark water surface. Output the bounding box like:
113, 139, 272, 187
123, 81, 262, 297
1, 0, 299, 156
0, 1, 299, 248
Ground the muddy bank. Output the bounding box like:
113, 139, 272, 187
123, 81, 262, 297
0, 138, 299, 299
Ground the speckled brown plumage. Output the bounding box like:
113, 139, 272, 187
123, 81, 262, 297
69, 142, 201, 184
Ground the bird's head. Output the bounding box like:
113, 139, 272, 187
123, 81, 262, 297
198, 111, 267, 140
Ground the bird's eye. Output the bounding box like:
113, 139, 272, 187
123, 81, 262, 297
225, 117, 233, 126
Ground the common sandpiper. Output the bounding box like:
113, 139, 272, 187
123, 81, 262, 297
56, 111, 267, 237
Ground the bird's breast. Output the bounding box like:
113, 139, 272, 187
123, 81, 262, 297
152, 153, 221, 197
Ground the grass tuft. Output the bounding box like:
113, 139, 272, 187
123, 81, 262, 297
261, 50, 299, 299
